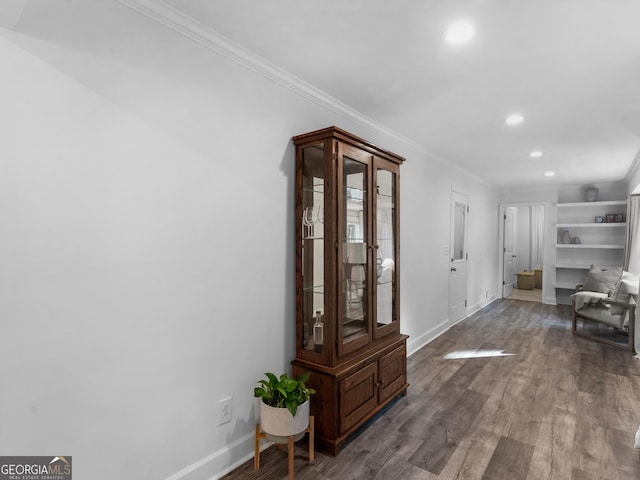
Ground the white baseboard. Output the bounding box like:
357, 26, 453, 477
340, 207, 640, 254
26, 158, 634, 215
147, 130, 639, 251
466, 295, 497, 317
407, 295, 498, 357
406, 318, 452, 357
164, 431, 270, 480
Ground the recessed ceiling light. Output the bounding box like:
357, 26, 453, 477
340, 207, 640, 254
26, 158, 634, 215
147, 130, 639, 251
444, 20, 475, 45
505, 114, 524, 126
530, 151, 543, 158
544, 171, 555, 177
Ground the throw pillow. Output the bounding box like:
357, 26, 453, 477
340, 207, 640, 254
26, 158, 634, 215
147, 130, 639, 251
582, 265, 622, 294
611, 271, 639, 315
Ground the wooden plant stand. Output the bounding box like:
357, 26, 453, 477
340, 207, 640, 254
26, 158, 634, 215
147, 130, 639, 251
254, 416, 314, 480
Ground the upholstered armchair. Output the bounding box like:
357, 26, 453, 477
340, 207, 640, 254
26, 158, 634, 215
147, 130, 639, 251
571, 266, 639, 352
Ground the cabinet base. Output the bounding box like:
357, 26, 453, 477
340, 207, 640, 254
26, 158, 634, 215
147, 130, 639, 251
292, 335, 408, 456
316, 389, 408, 455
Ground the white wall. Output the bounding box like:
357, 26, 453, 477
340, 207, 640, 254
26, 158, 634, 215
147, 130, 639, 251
401, 158, 500, 354
628, 158, 640, 194
0, 19, 500, 480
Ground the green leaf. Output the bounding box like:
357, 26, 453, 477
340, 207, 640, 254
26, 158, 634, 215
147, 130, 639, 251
285, 399, 298, 417
253, 371, 314, 412
282, 378, 297, 392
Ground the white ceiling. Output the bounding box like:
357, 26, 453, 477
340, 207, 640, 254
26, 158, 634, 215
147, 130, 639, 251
5, 0, 640, 189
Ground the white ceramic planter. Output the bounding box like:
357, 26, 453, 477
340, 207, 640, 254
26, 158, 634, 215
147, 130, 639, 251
260, 399, 310, 443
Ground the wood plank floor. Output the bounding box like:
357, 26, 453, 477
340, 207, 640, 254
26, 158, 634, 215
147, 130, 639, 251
223, 299, 640, 480
507, 288, 542, 303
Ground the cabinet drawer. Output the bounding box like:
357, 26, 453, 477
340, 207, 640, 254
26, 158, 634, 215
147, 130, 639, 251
378, 344, 406, 403
340, 362, 378, 432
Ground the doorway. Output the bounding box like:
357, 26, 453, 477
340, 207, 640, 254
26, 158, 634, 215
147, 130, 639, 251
500, 204, 545, 303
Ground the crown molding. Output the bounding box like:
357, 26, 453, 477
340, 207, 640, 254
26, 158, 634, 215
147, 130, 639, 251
117, 1, 416, 144
116, 0, 489, 185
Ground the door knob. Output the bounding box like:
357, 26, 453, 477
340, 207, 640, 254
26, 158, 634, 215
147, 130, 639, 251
451, 267, 457, 272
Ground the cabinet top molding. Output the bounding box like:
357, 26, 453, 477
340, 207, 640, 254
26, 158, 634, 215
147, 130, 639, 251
293, 126, 405, 165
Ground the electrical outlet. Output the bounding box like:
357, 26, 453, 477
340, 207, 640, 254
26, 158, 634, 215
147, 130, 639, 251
218, 397, 232, 425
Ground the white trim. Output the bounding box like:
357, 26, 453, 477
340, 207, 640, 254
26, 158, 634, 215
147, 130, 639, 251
407, 297, 498, 357
164, 431, 271, 480
115, 0, 489, 187
406, 317, 453, 357
407, 311, 464, 356
116, 0, 415, 147
466, 295, 498, 318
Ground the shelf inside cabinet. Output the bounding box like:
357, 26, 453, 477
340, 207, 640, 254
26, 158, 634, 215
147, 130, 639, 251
302, 284, 324, 293
345, 186, 366, 200
342, 319, 366, 339
555, 244, 624, 249
303, 183, 325, 194
555, 282, 579, 290
556, 223, 626, 228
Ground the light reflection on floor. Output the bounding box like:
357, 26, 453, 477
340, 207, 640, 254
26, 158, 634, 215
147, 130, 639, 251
443, 349, 516, 360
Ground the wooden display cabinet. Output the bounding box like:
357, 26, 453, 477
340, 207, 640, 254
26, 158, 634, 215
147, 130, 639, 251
291, 127, 408, 454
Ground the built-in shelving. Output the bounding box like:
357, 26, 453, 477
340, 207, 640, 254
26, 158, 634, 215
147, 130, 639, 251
555, 264, 593, 269
554, 199, 627, 304
557, 200, 627, 208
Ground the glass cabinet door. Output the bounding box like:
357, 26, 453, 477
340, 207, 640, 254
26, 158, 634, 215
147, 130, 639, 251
301, 144, 325, 353
374, 164, 399, 336
294, 127, 405, 370
339, 149, 371, 354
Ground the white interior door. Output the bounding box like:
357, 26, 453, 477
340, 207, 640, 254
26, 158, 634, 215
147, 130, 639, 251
449, 191, 468, 323
503, 207, 516, 297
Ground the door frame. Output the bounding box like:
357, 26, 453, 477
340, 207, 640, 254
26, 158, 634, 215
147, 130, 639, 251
449, 190, 469, 324
497, 202, 549, 301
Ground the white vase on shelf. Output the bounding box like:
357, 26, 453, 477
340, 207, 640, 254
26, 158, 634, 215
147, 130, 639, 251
585, 185, 599, 202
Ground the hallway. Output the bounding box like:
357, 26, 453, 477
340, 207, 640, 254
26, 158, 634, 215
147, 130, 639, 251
225, 299, 640, 479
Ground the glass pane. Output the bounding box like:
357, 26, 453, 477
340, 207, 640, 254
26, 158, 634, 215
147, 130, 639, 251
376, 169, 395, 326
302, 144, 325, 352
453, 201, 466, 260
342, 157, 367, 342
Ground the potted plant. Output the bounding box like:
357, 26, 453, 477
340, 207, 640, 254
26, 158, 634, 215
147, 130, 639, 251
254, 372, 315, 442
